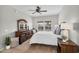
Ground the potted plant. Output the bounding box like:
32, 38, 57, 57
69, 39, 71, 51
5, 36, 11, 49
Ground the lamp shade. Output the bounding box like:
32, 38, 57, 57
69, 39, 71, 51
61, 23, 71, 30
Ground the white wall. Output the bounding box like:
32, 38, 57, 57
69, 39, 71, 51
0, 6, 32, 48
32, 15, 59, 31
59, 5, 79, 45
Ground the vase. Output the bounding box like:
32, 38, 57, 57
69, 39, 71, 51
6, 45, 10, 49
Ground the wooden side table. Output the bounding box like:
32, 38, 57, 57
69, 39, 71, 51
57, 38, 78, 53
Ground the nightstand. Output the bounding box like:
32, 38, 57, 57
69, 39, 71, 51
57, 38, 78, 53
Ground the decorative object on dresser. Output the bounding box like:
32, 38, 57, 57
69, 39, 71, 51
15, 19, 33, 44
57, 38, 78, 53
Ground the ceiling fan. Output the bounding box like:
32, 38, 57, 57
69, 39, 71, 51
29, 6, 47, 14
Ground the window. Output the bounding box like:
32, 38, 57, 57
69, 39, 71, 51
37, 21, 51, 31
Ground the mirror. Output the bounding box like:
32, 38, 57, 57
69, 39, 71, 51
17, 19, 27, 31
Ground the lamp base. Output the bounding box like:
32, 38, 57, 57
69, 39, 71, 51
62, 39, 68, 42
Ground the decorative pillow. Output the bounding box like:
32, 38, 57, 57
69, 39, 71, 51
54, 25, 61, 35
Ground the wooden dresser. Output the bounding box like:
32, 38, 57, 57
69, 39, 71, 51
15, 30, 33, 44
15, 19, 33, 44
57, 38, 78, 53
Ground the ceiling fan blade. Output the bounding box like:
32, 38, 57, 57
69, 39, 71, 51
32, 12, 36, 14
40, 10, 47, 12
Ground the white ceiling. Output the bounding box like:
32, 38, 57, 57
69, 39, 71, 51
11, 5, 63, 17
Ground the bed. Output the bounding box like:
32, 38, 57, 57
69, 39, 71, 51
30, 31, 61, 46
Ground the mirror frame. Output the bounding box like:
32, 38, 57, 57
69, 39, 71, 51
17, 19, 27, 31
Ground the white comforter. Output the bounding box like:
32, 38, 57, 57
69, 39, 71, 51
30, 31, 61, 46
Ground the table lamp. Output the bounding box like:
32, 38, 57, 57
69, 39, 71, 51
61, 22, 71, 42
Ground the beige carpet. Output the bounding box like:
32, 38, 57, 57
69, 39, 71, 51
3, 40, 57, 53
